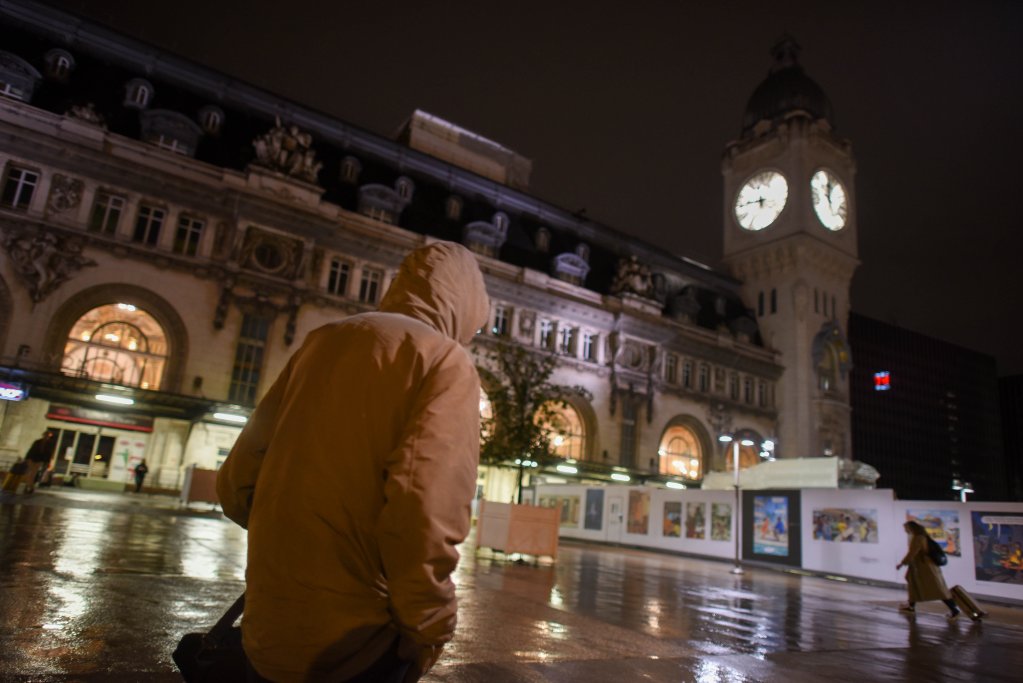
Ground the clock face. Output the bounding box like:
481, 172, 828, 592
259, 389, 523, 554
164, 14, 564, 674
810, 169, 848, 230
734, 171, 788, 231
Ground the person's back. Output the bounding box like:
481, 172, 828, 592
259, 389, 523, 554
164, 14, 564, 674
218, 241, 489, 682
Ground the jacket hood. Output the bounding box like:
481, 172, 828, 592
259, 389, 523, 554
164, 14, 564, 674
379, 241, 489, 345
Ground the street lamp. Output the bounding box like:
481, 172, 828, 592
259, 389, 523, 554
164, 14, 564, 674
952, 479, 974, 503
719, 434, 755, 575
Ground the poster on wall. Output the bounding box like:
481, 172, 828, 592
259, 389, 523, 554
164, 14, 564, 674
685, 502, 706, 539
584, 489, 605, 531
109, 436, 147, 483
971, 510, 1023, 584
627, 490, 650, 535
754, 495, 789, 556
663, 501, 681, 537
711, 503, 732, 542
743, 490, 801, 566
812, 508, 879, 543
906, 509, 961, 556
538, 495, 580, 528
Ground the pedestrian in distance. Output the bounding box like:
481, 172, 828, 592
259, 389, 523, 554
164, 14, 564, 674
217, 241, 489, 683
133, 459, 149, 493
22, 430, 55, 494
896, 520, 960, 621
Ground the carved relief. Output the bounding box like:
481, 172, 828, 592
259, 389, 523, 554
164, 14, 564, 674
46, 174, 83, 213
1, 229, 96, 302
518, 310, 536, 337
251, 117, 323, 183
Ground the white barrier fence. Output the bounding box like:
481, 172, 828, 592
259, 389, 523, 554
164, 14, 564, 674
532, 484, 1023, 603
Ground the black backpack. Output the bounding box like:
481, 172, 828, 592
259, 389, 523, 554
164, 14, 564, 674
926, 536, 948, 566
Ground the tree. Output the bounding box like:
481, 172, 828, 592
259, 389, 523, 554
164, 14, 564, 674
476, 339, 590, 502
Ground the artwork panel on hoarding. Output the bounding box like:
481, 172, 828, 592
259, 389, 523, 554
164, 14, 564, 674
812, 508, 879, 543
538, 495, 580, 528
663, 501, 681, 538
754, 495, 790, 556
971, 510, 1023, 584
744, 490, 801, 567
711, 502, 731, 541
628, 490, 650, 535
685, 502, 706, 539
906, 509, 961, 556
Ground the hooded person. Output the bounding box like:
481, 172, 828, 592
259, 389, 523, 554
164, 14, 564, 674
217, 241, 490, 682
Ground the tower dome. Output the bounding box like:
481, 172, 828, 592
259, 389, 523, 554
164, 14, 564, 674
741, 36, 834, 138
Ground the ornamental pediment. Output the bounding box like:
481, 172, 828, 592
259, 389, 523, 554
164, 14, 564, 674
237, 227, 305, 280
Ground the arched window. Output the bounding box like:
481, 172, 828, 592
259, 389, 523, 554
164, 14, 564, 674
61, 303, 168, 389
725, 429, 764, 472
818, 343, 838, 393
395, 176, 415, 202
198, 105, 224, 135
341, 156, 362, 184
535, 227, 550, 252
536, 401, 584, 460
658, 425, 703, 479
124, 78, 153, 109
445, 195, 462, 220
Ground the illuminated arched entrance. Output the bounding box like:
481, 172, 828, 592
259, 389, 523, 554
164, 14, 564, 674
725, 429, 765, 472
658, 424, 703, 479
61, 303, 169, 389
536, 401, 584, 460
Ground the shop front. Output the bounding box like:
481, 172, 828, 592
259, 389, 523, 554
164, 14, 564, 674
0, 365, 248, 491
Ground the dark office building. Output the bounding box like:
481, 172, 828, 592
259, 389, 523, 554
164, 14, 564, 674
848, 313, 1005, 501
1000, 375, 1023, 501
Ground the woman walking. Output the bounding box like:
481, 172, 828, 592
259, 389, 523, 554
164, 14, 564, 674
896, 520, 959, 620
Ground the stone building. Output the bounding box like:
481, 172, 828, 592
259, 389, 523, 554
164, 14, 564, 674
0, 2, 859, 500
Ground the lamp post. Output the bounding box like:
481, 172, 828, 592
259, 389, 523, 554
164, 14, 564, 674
952, 479, 974, 503
719, 434, 756, 575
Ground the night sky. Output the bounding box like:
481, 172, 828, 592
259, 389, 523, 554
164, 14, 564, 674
45, 0, 1023, 375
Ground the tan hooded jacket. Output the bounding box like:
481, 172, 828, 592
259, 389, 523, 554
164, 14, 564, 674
900, 531, 952, 602
217, 241, 489, 682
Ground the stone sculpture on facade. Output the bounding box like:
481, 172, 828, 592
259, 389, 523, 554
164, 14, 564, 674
611, 255, 654, 298
66, 102, 105, 126
1, 229, 95, 302
251, 117, 323, 183
46, 174, 83, 213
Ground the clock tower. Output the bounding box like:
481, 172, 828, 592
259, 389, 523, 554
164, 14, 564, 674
721, 37, 859, 461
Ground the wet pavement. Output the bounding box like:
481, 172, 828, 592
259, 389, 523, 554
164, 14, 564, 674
2, 489, 1022, 682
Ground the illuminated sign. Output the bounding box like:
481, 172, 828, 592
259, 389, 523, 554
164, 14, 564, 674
0, 382, 26, 401
873, 371, 891, 391
46, 404, 153, 432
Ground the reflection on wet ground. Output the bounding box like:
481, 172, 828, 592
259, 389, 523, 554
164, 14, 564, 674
2, 489, 1022, 681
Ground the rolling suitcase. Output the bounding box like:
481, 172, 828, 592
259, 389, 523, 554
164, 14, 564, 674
951, 584, 987, 621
